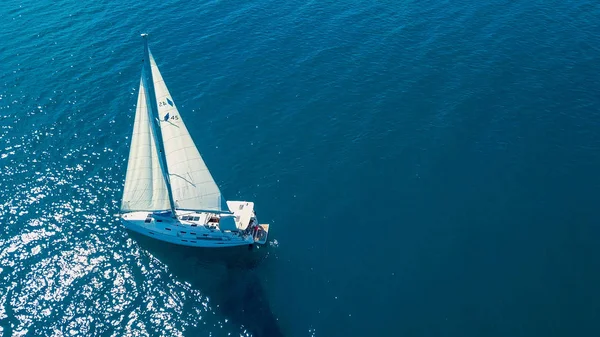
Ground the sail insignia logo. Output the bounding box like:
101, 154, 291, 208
158, 98, 174, 108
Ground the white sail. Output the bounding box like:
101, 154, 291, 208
121, 78, 172, 212
148, 51, 228, 212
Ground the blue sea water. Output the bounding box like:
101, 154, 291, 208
1, 0, 600, 336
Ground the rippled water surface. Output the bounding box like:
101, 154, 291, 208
2, 0, 600, 336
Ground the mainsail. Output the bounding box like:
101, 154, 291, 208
121, 78, 172, 212
147, 50, 228, 212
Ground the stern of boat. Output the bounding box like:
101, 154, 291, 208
253, 224, 270, 245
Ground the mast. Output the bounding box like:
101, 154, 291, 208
141, 33, 177, 216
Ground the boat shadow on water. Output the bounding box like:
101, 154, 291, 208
128, 231, 284, 337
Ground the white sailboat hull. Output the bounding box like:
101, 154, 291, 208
121, 206, 269, 248
122, 219, 253, 248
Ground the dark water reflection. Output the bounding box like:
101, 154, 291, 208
127, 231, 283, 337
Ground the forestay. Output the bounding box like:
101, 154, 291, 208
121, 78, 172, 212
148, 51, 228, 212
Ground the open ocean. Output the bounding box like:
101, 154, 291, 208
1, 0, 600, 336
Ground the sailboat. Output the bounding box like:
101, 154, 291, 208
119, 34, 269, 248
